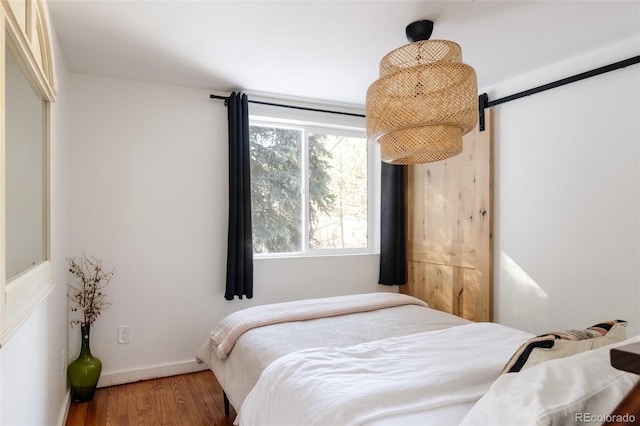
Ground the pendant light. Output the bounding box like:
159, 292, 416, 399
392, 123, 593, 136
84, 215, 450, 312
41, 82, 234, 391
366, 20, 478, 164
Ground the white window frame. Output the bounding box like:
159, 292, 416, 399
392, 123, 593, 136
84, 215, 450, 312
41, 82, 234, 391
1, 1, 57, 345
250, 113, 378, 258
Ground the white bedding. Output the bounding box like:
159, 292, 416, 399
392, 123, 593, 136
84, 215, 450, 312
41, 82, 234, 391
460, 334, 640, 426
238, 322, 533, 426
199, 294, 637, 425
197, 295, 471, 411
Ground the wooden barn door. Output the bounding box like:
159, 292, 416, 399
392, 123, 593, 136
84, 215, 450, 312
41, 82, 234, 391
400, 110, 493, 322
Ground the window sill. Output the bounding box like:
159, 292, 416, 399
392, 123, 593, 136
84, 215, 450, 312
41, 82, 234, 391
254, 252, 379, 261
1, 261, 55, 347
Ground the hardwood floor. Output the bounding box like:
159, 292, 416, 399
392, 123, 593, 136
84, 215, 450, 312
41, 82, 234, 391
65, 371, 235, 426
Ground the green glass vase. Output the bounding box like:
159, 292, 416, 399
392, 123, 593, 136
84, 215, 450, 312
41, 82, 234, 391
68, 324, 102, 402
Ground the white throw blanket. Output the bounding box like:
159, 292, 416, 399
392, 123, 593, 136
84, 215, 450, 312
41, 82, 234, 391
209, 292, 428, 359
239, 322, 532, 426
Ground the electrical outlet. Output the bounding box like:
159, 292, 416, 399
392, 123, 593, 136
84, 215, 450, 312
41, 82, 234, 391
61, 350, 66, 375
118, 326, 130, 344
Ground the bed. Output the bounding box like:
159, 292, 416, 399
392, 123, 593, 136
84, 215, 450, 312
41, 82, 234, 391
196, 292, 639, 425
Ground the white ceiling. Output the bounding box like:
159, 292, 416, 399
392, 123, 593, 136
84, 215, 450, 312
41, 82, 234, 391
47, 0, 640, 107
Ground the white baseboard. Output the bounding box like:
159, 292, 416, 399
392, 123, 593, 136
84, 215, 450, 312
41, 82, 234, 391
58, 389, 71, 426
97, 359, 209, 388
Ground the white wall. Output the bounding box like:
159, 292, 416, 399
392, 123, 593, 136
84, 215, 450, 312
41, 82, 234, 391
0, 28, 72, 426
67, 74, 386, 385
490, 36, 640, 336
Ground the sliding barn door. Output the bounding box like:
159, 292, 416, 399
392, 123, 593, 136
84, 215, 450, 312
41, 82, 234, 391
400, 110, 492, 322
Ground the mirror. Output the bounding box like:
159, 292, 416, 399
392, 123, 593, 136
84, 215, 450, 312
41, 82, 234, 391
5, 44, 47, 280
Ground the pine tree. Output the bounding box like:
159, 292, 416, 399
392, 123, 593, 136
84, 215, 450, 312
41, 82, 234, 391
249, 126, 335, 253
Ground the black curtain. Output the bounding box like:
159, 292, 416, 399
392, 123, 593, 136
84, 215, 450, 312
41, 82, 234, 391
378, 162, 407, 285
225, 92, 253, 300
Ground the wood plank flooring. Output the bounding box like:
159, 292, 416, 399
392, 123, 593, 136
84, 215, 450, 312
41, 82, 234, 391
65, 371, 235, 426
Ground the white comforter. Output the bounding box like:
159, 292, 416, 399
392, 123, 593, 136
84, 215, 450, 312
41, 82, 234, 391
239, 322, 532, 426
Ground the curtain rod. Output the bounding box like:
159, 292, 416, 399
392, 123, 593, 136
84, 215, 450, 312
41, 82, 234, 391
209, 94, 366, 118
211, 54, 640, 128
478, 55, 640, 131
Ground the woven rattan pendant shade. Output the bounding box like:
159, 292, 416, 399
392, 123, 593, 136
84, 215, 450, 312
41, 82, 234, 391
366, 38, 478, 164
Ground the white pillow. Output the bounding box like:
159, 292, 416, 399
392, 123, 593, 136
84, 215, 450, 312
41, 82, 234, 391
460, 334, 640, 426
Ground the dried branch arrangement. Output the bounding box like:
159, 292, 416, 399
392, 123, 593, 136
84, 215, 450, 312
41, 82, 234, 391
67, 254, 114, 327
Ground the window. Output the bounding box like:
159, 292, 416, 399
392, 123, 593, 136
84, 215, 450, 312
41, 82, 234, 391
6, 44, 47, 281
2, 1, 57, 343
249, 118, 373, 256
